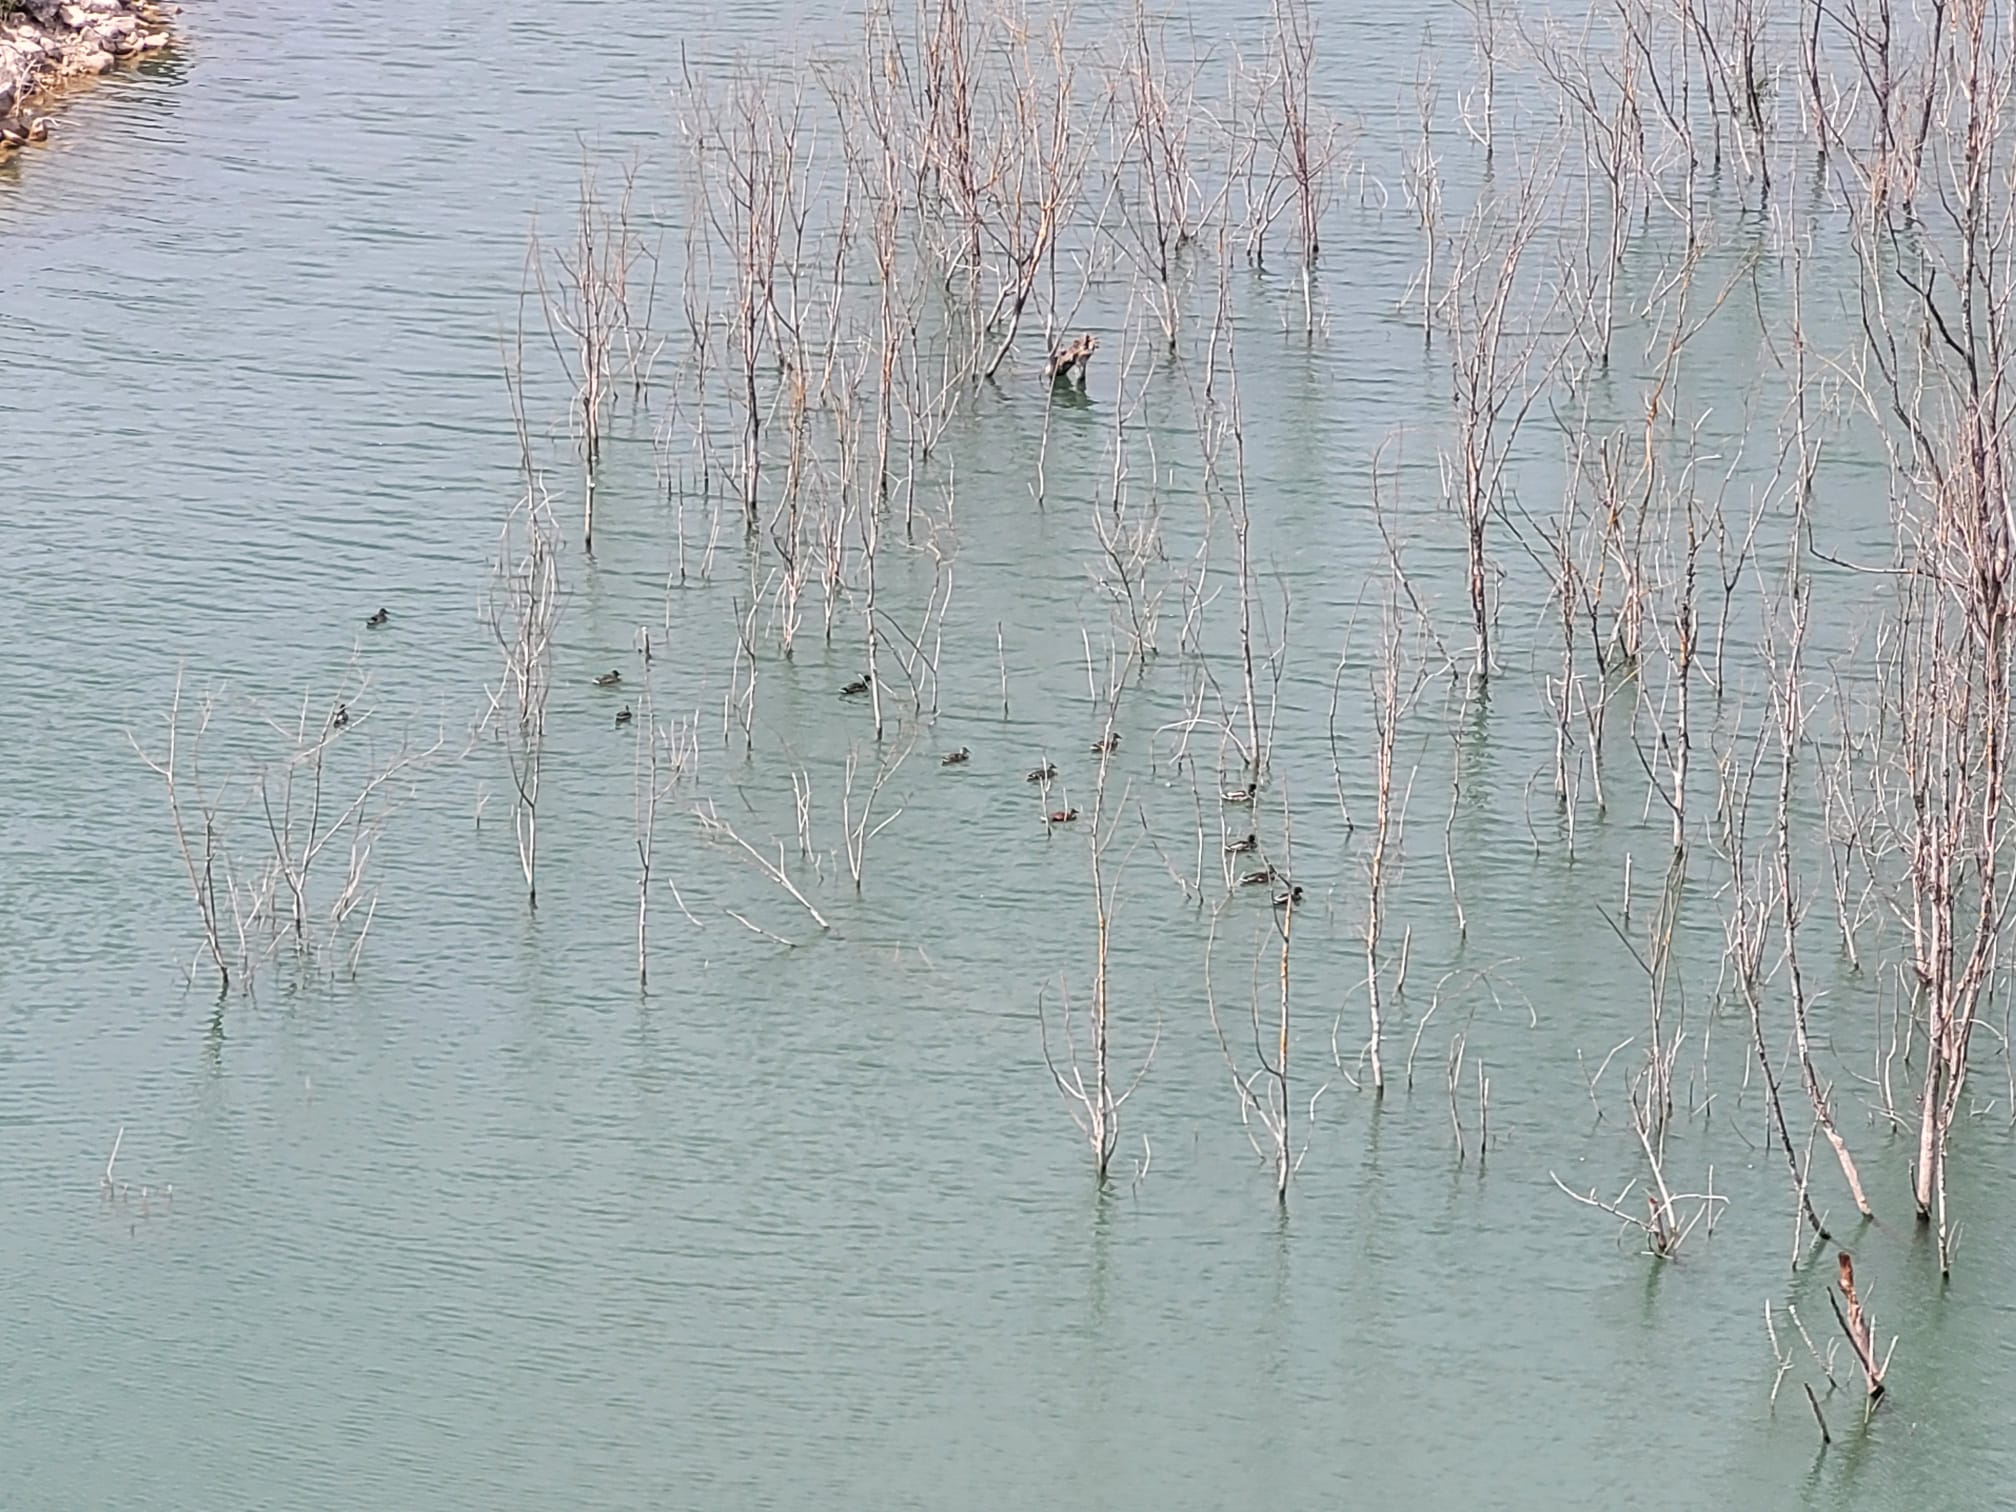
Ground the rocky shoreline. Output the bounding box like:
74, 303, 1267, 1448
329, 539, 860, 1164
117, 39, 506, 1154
0, 0, 174, 154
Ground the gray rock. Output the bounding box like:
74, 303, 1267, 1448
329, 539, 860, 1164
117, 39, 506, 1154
0, 0, 175, 134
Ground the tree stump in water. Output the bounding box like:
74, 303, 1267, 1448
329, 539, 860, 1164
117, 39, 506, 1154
1046, 333, 1098, 386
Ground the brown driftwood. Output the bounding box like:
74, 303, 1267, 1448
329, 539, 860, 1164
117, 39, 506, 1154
1046, 333, 1098, 384
1827, 1252, 1886, 1402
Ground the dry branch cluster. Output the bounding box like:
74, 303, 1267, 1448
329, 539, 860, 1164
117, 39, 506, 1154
131, 662, 440, 994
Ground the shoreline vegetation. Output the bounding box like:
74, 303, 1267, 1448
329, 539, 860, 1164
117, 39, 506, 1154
0, 0, 174, 155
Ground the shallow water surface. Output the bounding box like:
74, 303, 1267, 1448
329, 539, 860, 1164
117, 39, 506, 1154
3, 2, 2011, 1508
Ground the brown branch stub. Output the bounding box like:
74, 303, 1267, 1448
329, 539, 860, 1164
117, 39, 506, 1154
1831, 1252, 1887, 1403
1046, 333, 1099, 385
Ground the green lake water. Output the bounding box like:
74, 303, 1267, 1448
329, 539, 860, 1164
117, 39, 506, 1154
4, 2, 2011, 1506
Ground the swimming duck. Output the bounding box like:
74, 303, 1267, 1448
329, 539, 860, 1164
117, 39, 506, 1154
1047, 808, 1079, 824
839, 675, 871, 697
593, 670, 623, 688
365, 607, 390, 629
615, 706, 633, 727
1273, 885, 1305, 908
1220, 781, 1257, 804
331, 704, 350, 730
1090, 732, 1121, 754
941, 747, 971, 766
1224, 833, 1258, 855
1238, 866, 1278, 887
1025, 761, 1057, 783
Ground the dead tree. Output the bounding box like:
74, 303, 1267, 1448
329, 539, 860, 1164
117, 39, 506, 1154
486, 480, 563, 910
841, 736, 913, 890
1193, 246, 1268, 780
1439, 145, 1562, 682
684, 69, 809, 528
1559, 867, 1725, 1257
254, 669, 441, 976
1769, 589, 1874, 1221
979, 17, 1095, 381
1113, 2, 1209, 347
634, 672, 701, 987
134, 663, 438, 991
920, 0, 987, 281
130, 670, 250, 992
534, 154, 647, 554
1252, 0, 1338, 332
1041, 707, 1157, 1180
1718, 718, 1832, 1253
1358, 579, 1431, 1098
1207, 785, 1321, 1201
1847, 19, 2016, 1269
